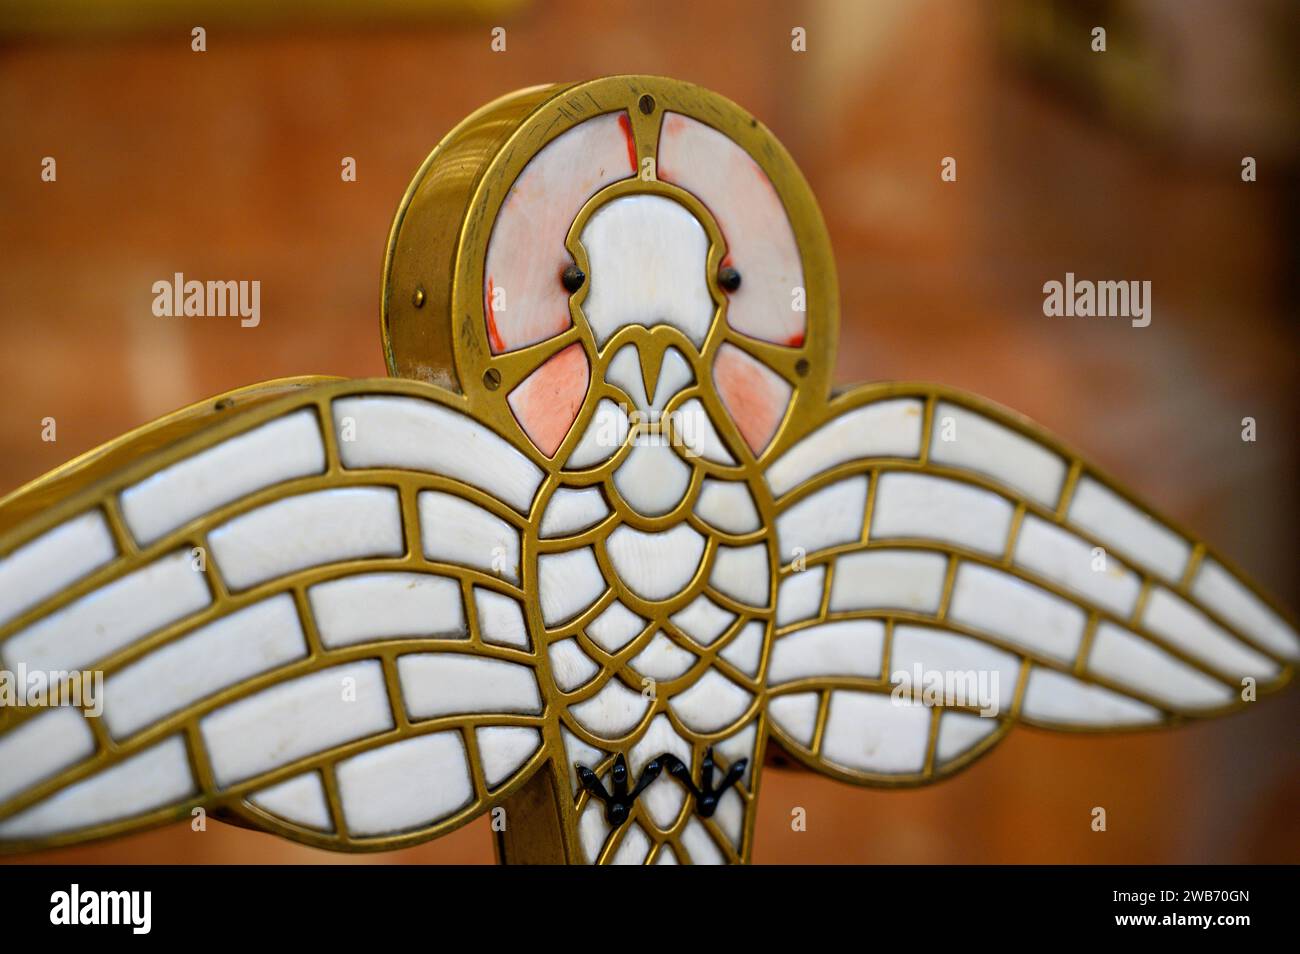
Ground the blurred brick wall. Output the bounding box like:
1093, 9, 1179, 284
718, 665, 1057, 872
1, 0, 1295, 864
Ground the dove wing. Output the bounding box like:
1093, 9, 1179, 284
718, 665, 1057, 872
0, 377, 556, 853
761, 383, 1298, 786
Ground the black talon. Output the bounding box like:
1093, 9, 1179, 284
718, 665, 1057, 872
577, 748, 746, 824
662, 753, 693, 782
715, 758, 748, 797
576, 754, 662, 826
628, 757, 663, 801
655, 747, 749, 819
610, 754, 628, 794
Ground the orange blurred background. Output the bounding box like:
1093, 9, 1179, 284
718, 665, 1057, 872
0, 0, 1296, 864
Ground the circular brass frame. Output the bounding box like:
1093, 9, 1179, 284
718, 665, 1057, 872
381, 74, 839, 466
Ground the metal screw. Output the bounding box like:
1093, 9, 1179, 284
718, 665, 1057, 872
638, 94, 655, 115
483, 368, 501, 390
412, 286, 425, 308
718, 266, 742, 292
795, 358, 810, 377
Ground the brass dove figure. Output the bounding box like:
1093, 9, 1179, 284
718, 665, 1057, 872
0, 76, 1294, 865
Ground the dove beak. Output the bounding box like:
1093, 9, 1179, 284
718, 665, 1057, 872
637, 339, 667, 411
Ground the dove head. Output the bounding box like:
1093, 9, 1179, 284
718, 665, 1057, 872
382, 75, 838, 467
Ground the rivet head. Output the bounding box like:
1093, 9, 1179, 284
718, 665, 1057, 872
718, 266, 742, 292
795, 358, 810, 377
561, 264, 585, 293
412, 286, 425, 308
638, 94, 655, 115
483, 368, 501, 390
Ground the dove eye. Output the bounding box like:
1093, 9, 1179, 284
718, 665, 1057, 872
717, 266, 741, 293
561, 264, 585, 293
